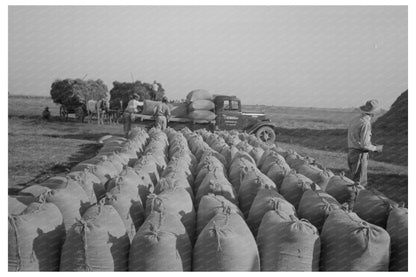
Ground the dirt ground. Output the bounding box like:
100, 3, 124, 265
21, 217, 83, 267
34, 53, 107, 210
8, 117, 122, 190
8, 95, 408, 204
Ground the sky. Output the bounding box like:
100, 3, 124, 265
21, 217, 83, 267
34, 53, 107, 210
8, 6, 407, 108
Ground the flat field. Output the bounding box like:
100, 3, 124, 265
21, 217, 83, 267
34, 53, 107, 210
8, 95, 407, 204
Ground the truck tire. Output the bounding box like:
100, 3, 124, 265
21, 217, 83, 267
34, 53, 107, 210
256, 126, 276, 144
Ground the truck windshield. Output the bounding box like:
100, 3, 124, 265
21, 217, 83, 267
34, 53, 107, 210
230, 100, 239, 110
222, 100, 239, 111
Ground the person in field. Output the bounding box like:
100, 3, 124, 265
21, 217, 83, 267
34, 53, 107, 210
153, 96, 171, 130
42, 106, 50, 120
126, 93, 143, 113
123, 94, 142, 136
151, 81, 159, 100
347, 99, 383, 187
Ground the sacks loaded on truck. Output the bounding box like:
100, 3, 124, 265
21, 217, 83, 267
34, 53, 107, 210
126, 89, 222, 123
188, 99, 215, 111
188, 110, 216, 121
186, 89, 212, 102
186, 89, 216, 121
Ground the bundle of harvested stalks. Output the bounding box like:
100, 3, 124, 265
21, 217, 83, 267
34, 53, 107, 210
50, 78, 108, 106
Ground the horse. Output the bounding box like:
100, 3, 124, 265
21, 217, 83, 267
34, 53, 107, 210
87, 99, 110, 124
106, 109, 122, 125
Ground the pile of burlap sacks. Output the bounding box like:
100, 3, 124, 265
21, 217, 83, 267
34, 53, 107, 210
141, 89, 216, 121
186, 89, 216, 121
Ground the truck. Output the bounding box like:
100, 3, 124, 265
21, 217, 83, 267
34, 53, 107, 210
124, 95, 277, 143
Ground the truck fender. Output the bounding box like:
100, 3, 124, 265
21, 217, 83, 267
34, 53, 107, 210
246, 122, 276, 135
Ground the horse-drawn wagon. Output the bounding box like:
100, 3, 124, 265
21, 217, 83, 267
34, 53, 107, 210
59, 102, 87, 122
50, 78, 108, 123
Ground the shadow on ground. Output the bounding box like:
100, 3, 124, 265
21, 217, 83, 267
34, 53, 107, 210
326, 167, 408, 206
367, 173, 408, 206
9, 143, 101, 195
9, 114, 79, 122
42, 133, 117, 142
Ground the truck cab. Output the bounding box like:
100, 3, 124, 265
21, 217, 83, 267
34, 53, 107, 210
213, 95, 276, 143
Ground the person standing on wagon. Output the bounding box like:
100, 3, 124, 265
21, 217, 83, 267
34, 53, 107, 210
151, 81, 159, 100
153, 96, 171, 130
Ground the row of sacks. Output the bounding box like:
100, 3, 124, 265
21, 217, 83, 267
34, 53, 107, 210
189, 130, 261, 270
9, 127, 201, 272
297, 185, 408, 271
249, 143, 401, 229
199, 129, 408, 271
216, 130, 270, 153
60, 127, 198, 271
189, 131, 319, 271
127, 128, 264, 271
237, 133, 408, 271
205, 132, 317, 271
129, 128, 198, 271
8, 128, 150, 271
271, 149, 403, 230
199, 129, 270, 168
58, 128, 172, 271
184, 130, 259, 271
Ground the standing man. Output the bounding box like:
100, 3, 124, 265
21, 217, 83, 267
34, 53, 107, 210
153, 96, 171, 130
123, 93, 142, 136
152, 81, 159, 100
126, 93, 142, 113
347, 99, 383, 187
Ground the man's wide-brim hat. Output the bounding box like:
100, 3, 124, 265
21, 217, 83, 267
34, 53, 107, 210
133, 93, 140, 99
360, 99, 380, 114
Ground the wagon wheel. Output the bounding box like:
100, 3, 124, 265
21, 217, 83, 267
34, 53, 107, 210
256, 126, 276, 144
60, 106, 68, 121
75, 106, 85, 123
116, 111, 124, 125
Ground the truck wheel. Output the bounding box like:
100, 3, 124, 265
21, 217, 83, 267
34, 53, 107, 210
256, 126, 276, 144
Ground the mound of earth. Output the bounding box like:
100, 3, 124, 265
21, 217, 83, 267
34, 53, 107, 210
372, 90, 408, 166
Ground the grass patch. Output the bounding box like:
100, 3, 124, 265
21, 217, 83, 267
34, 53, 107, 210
8, 116, 124, 189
